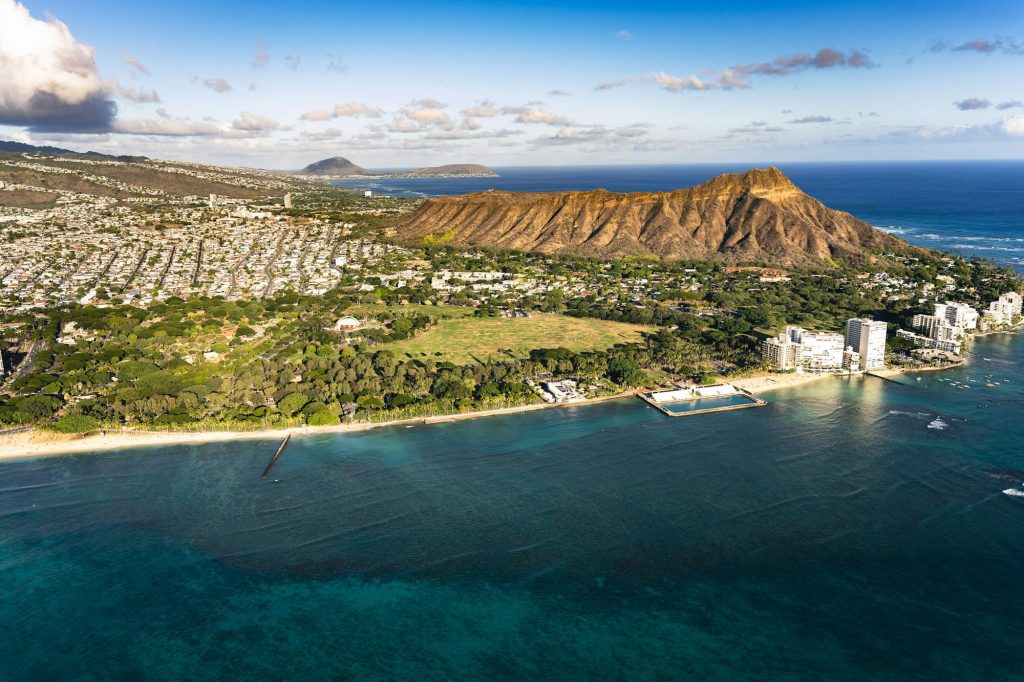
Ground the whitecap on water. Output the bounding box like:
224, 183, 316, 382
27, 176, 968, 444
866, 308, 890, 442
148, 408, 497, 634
927, 417, 948, 430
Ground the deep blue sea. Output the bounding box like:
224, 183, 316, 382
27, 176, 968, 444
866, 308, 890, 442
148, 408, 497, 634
336, 161, 1024, 270
2, 163, 1024, 680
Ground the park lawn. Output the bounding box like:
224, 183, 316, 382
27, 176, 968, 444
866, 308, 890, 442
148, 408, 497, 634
383, 313, 656, 364
347, 303, 475, 319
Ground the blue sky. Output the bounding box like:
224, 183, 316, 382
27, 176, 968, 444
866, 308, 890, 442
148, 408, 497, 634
1, 0, 1023, 167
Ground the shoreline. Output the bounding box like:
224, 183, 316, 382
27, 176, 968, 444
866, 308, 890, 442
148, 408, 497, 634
4, 327, 1014, 463
0, 393, 631, 462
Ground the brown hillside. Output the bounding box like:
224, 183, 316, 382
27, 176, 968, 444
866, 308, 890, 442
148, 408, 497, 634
394, 167, 908, 266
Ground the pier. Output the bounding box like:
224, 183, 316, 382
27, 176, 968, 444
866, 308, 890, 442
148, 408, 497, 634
261, 434, 291, 478
638, 384, 767, 418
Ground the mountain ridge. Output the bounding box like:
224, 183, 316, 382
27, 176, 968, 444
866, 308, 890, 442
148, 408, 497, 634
392, 167, 912, 266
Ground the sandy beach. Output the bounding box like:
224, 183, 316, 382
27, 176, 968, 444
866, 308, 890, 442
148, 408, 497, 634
729, 371, 838, 394
0, 393, 631, 462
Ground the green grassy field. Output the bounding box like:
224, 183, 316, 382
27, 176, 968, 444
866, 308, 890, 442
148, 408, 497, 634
347, 303, 475, 319
383, 313, 655, 364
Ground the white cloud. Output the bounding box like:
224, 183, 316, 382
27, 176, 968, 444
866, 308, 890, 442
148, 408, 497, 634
461, 100, 497, 117
412, 97, 446, 109
300, 109, 331, 121
332, 101, 383, 117
0, 0, 116, 132
231, 111, 280, 132
502, 106, 573, 126
1002, 115, 1024, 136
112, 117, 221, 136
120, 51, 150, 75
202, 78, 232, 93
117, 85, 160, 104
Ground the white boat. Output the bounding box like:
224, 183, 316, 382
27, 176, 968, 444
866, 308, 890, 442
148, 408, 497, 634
1003, 488, 1024, 497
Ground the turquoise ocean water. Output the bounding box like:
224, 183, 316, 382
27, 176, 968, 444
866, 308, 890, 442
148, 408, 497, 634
2, 331, 1024, 680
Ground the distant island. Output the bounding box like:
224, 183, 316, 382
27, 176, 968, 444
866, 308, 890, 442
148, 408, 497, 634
295, 156, 498, 179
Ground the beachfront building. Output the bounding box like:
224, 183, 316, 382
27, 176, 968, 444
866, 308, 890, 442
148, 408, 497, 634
845, 318, 888, 370
762, 326, 848, 372
762, 335, 798, 371
933, 301, 979, 331
983, 292, 1023, 327
788, 327, 846, 372
897, 329, 962, 354
909, 313, 964, 354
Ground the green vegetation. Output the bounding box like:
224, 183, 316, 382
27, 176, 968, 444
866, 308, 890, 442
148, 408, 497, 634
384, 313, 654, 364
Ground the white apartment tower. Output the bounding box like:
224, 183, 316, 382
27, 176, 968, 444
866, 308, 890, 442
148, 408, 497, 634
933, 301, 979, 330
283, 193, 293, 209
845, 318, 888, 370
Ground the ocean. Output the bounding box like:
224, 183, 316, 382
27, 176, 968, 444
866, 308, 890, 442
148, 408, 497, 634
335, 161, 1024, 271
2, 162, 1024, 680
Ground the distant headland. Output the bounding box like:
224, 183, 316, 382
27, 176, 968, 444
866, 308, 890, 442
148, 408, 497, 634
294, 156, 497, 179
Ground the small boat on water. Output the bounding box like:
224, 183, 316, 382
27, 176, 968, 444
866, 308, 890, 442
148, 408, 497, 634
1002, 488, 1024, 498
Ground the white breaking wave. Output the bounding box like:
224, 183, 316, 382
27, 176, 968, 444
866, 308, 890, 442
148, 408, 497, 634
889, 410, 932, 419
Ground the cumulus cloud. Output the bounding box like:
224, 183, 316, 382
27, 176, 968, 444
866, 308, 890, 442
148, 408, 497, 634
299, 102, 382, 122
501, 106, 573, 126
202, 78, 232, 93
332, 101, 383, 117
789, 115, 833, 123
404, 107, 452, 125
954, 97, 991, 110
461, 100, 497, 117
412, 97, 446, 109
251, 40, 270, 68
596, 47, 874, 93
299, 109, 331, 121
384, 100, 456, 133
284, 54, 301, 70
117, 85, 160, 104
231, 111, 279, 132
1003, 115, 1024, 136
997, 100, 1023, 110
0, 0, 116, 132
112, 117, 221, 136
120, 51, 150, 75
